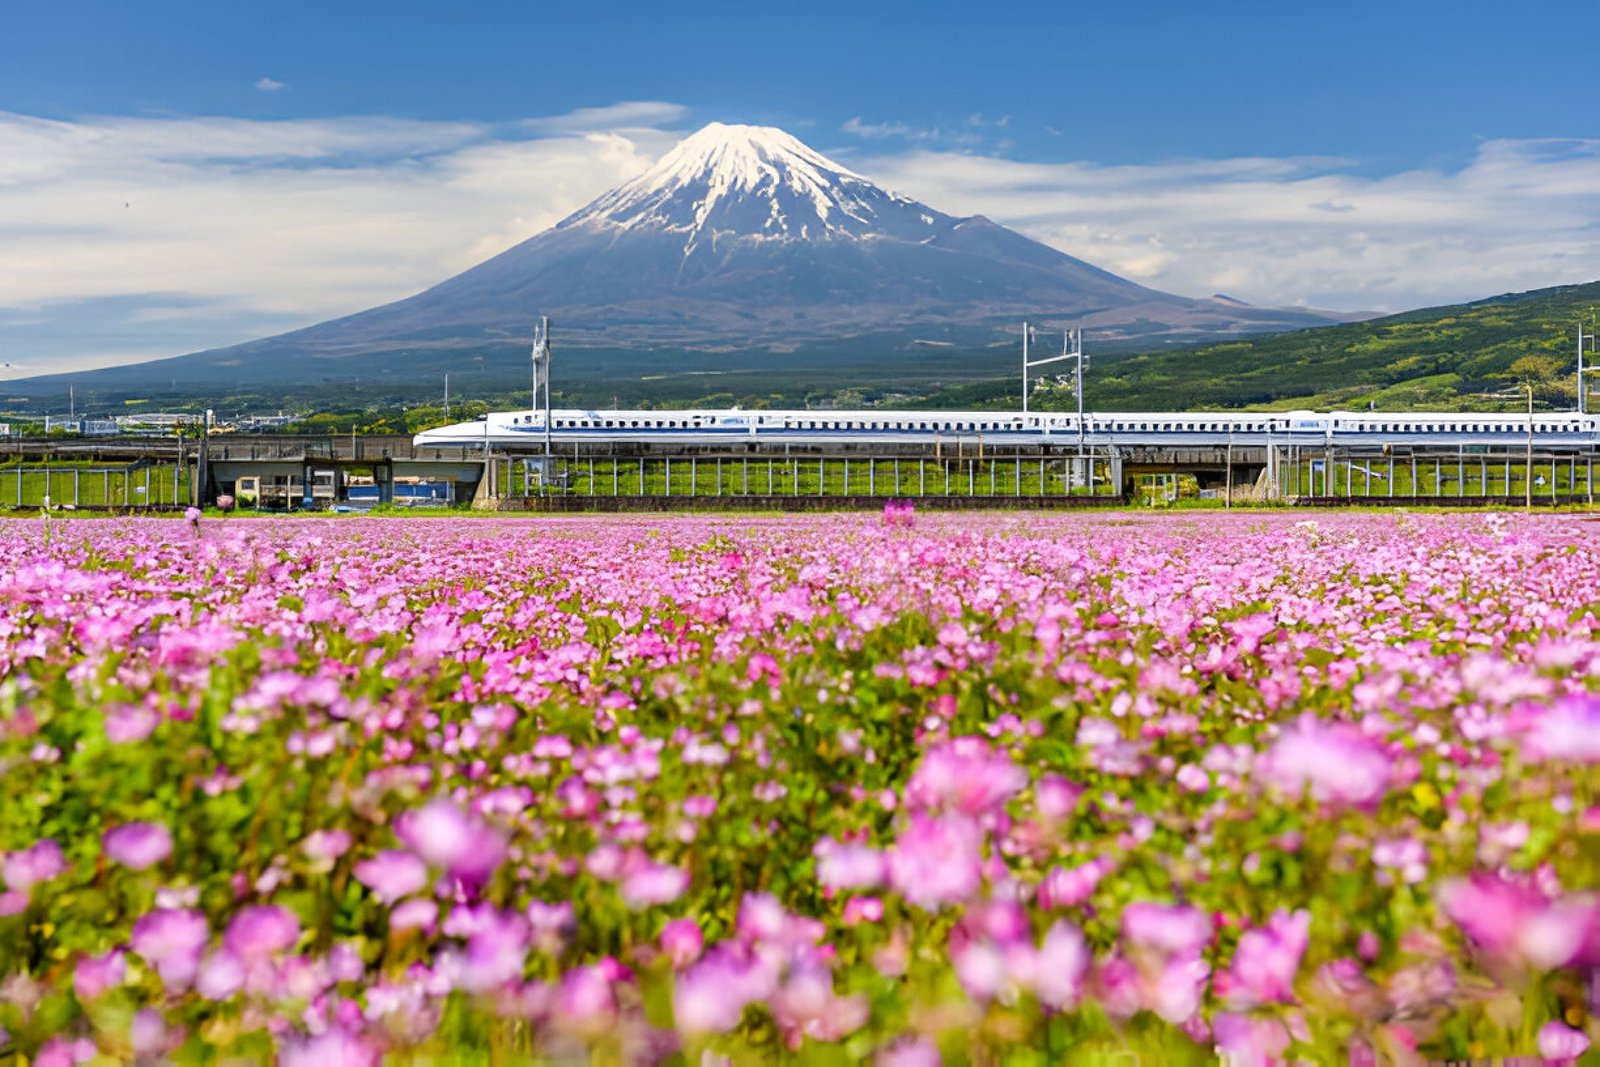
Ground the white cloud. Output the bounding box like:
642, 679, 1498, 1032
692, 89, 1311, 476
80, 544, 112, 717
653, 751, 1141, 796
3, 103, 1598, 376
855, 139, 1600, 312
841, 116, 982, 148
254, 77, 286, 92
518, 100, 690, 134
0, 107, 684, 372
842, 116, 919, 140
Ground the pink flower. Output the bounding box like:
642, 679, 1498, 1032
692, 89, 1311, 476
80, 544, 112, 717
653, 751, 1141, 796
620, 862, 690, 909
673, 954, 760, 1034
130, 908, 209, 990
887, 814, 983, 910
1032, 774, 1084, 821
814, 837, 887, 890
73, 950, 126, 1001
842, 896, 884, 926
882, 500, 915, 528
389, 898, 437, 931
1538, 1021, 1591, 1060
34, 1038, 97, 1067
1262, 717, 1391, 808
556, 964, 616, 1034
280, 1028, 379, 1067
1521, 696, 1600, 763
3, 839, 66, 891
1224, 909, 1310, 1007
458, 911, 530, 994
1213, 1011, 1292, 1065
953, 939, 1009, 1001
877, 1038, 941, 1067
224, 904, 299, 961
196, 951, 245, 1000
1037, 858, 1109, 910
396, 799, 506, 886
1121, 902, 1213, 957
354, 850, 429, 904
905, 737, 1028, 818
301, 829, 352, 864
1033, 920, 1090, 1010
129, 1008, 173, 1057
1438, 875, 1591, 969
660, 918, 704, 968
1150, 953, 1210, 1024
104, 705, 159, 744
103, 822, 173, 870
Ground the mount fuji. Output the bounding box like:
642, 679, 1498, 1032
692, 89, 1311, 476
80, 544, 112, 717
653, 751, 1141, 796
27, 122, 1349, 398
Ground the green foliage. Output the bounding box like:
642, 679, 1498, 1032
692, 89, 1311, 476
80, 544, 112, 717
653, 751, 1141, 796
918, 280, 1600, 412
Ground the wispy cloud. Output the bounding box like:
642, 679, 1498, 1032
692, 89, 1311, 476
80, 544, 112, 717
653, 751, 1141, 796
254, 76, 286, 92
842, 117, 921, 140
841, 116, 982, 148
518, 101, 690, 134
858, 139, 1600, 312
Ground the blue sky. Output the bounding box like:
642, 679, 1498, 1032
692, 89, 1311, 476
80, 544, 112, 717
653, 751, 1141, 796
4, 0, 1600, 372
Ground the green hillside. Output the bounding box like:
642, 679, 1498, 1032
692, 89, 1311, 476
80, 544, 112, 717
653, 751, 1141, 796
913, 280, 1600, 412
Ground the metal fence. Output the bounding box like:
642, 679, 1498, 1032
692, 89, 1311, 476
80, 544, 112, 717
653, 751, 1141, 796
494, 451, 1124, 502
3, 464, 190, 509
1275, 446, 1600, 504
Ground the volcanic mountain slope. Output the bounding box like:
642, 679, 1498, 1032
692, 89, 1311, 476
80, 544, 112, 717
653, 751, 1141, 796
26, 123, 1351, 393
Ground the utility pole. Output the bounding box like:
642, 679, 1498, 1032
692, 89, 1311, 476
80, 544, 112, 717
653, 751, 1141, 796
1526, 381, 1535, 512
444, 373, 450, 419
1580, 317, 1599, 414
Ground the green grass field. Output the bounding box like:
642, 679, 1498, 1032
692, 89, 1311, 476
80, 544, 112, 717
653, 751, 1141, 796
0, 462, 191, 509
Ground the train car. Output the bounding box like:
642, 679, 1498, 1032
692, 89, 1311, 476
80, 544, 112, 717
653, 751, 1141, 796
412, 407, 1600, 450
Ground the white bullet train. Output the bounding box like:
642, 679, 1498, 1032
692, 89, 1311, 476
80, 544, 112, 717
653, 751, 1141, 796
413, 408, 1600, 449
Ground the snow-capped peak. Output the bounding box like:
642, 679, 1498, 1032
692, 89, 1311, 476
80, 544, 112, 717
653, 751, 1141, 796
563, 122, 944, 253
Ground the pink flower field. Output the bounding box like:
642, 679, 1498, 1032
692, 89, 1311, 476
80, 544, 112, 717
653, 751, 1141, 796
0, 511, 1596, 1064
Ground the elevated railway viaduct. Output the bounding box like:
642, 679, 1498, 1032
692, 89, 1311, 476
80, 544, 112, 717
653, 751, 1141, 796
1, 432, 1594, 510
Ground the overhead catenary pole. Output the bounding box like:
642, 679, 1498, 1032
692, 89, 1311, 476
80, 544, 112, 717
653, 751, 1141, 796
1021, 322, 1030, 413
531, 316, 553, 460
1526, 382, 1535, 512
1021, 325, 1086, 428
1580, 317, 1599, 415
